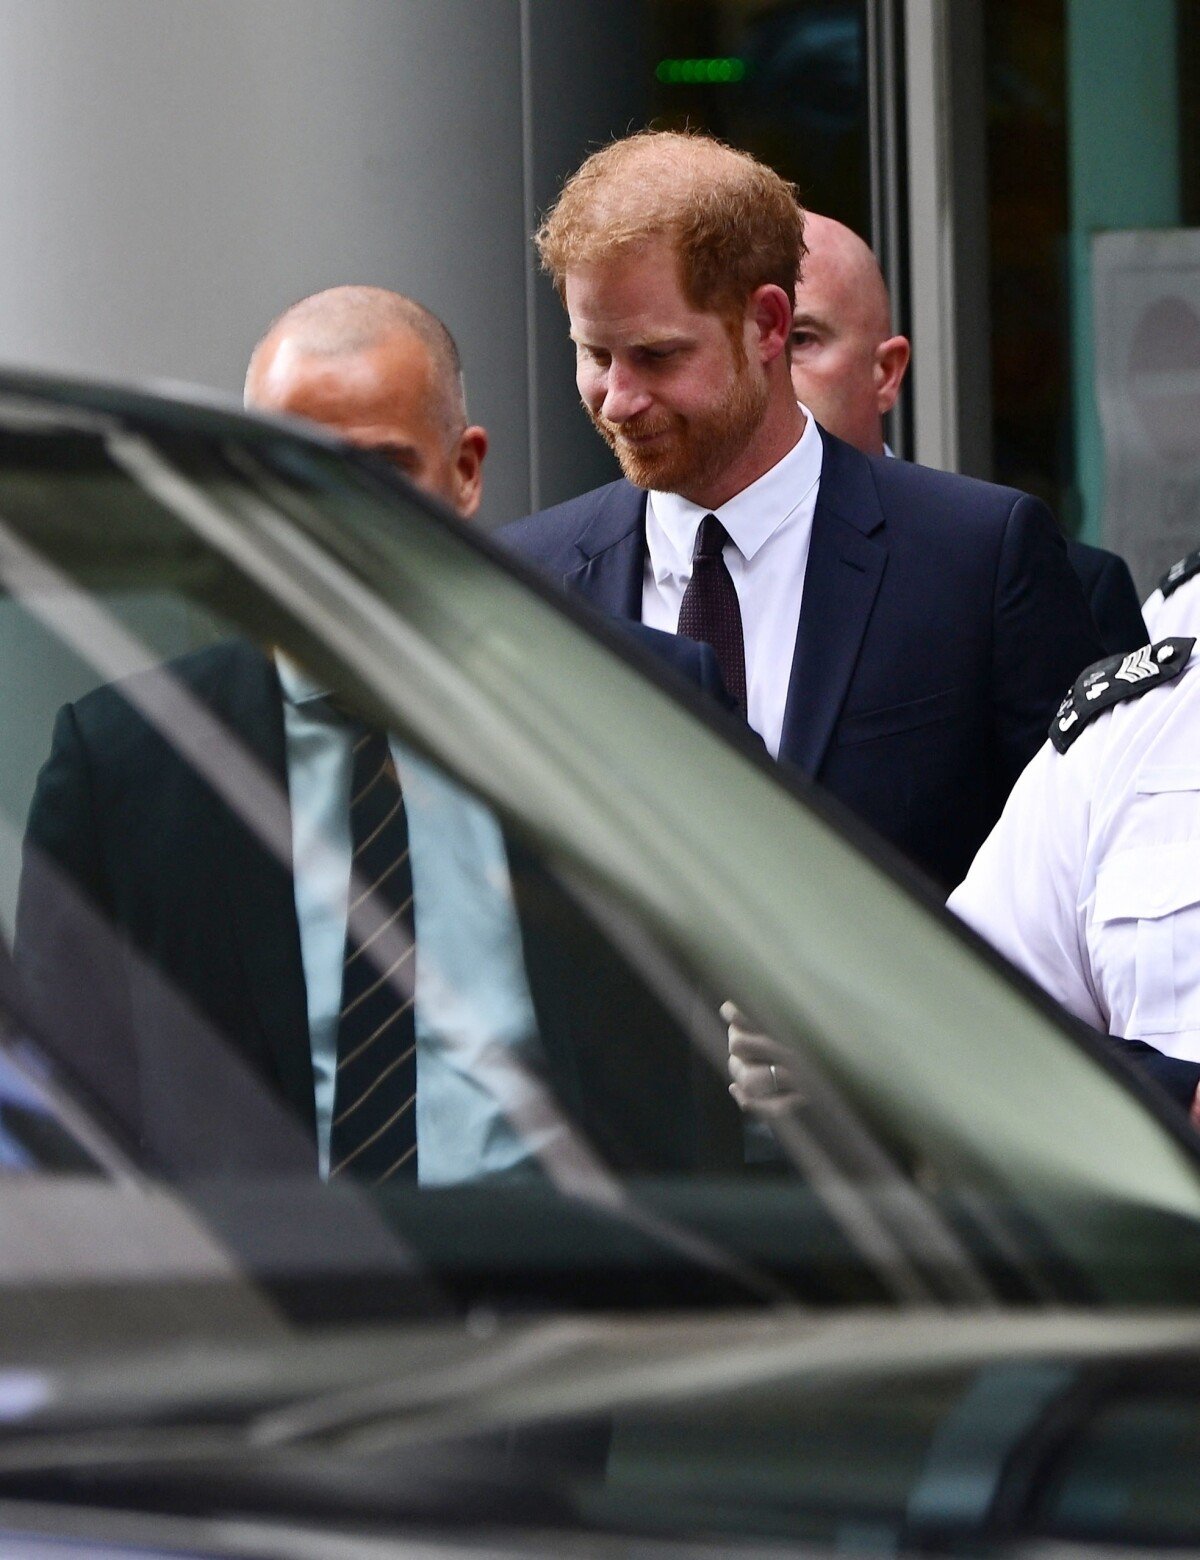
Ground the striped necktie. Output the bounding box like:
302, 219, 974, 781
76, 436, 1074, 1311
329, 727, 418, 1183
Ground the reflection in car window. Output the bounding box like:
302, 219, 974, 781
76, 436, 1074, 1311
0, 392, 1199, 1353
1040, 1384, 1200, 1544
0, 429, 710, 1189
0, 1047, 103, 1175
10, 388, 1200, 1549
0, 410, 992, 1315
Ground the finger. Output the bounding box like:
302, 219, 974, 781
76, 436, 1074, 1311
721, 1001, 769, 1049
732, 1055, 805, 1103
730, 1080, 804, 1117
729, 1055, 769, 1093
729, 1032, 793, 1067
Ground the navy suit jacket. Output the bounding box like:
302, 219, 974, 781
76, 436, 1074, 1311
503, 429, 1105, 889
1065, 537, 1148, 657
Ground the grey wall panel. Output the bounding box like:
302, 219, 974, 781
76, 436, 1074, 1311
526, 0, 650, 512
0, 0, 532, 524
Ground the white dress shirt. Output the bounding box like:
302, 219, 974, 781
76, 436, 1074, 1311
948, 644, 1200, 1060
277, 657, 563, 1183
642, 409, 823, 758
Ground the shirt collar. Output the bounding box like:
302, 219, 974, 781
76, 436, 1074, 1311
647, 406, 823, 583
275, 650, 331, 707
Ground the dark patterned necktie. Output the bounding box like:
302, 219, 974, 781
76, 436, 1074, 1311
676, 513, 748, 714
329, 728, 418, 1183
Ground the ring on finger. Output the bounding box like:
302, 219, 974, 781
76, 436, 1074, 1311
769, 1063, 781, 1095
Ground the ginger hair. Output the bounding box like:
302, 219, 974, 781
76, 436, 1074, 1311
535, 130, 806, 324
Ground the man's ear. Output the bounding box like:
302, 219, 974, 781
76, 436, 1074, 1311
451, 425, 489, 518
874, 334, 911, 414
747, 284, 794, 365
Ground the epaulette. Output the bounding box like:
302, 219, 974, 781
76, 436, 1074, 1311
1160, 547, 1200, 598
1050, 638, 1195, 753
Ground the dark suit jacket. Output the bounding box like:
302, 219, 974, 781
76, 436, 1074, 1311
1066, 537, 1148, 657
15, 638, 739, 1177
618, 621, 738, 712
502, 429, 1105, 889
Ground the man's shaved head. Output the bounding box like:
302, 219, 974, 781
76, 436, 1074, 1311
800, 214, 892, 337
788, 213, 910, 455
245, 285, 487, 518
246, 285, 467, 439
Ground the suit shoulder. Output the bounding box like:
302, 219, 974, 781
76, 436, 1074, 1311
67, 638, 267, 744
1159, 545, 1200, 598
859, 458, 1054, 557
500, 480, 633, 559
1065, 536, 1109, 587
870, 455, 1036, 518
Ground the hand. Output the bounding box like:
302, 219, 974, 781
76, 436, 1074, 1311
723, 1001, 805, 1117
1190, 1082, 1200, 1130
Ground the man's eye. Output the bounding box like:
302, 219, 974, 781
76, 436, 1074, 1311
791, 330, 815, 349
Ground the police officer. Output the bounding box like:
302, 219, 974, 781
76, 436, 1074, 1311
948, 629, 1200, 1121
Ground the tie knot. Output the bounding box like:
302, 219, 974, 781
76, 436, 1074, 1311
693, 513, 731, 562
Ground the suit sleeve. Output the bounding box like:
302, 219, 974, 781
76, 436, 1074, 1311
683, 640, 740, 715
1088, 554, 1149, 657
618, 623, 742, 715
1109, 1039, 1200, 1111
14, 705, 140, 1135
991, 496, 1105, 799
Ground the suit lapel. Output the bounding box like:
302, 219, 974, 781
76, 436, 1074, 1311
780, 433, 887, 776
205, 644, 316, 1135
563, 481, 647, 619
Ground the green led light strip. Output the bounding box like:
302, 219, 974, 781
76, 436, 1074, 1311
656, 58, 747, 85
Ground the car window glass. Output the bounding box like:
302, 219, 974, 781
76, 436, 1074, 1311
1038, 1386, 1200, 1544
0, 1044, 105, 1176
0, 414, 996, 1315
11, 394, 1200, 1548
0, 399, 1199, 1348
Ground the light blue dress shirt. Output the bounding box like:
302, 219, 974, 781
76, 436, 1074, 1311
276, 658, 562, 1184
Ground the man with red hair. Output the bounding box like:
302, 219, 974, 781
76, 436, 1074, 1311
505, 130, 1102, 890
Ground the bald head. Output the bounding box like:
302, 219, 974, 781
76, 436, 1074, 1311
788, 214, 910, 455
246, 286, 467, 437
245, 286, 486, 518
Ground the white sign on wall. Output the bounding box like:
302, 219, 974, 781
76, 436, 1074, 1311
1093, 228, 1200, 594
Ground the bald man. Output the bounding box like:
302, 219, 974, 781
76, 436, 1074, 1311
246, 286, 489, 515
787, 213, 909, 458
17, 286, 735, 1179
790, 215, 1146, 657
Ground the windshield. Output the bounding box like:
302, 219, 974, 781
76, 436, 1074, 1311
0, 373, 1198, 1343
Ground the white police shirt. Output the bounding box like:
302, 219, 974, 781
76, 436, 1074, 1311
1144, 549, 1200, 639
948, 641, 1200, 1061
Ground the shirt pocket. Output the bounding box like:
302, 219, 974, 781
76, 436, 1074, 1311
1093, 841, 1200, 1037
836, 686, 966, 747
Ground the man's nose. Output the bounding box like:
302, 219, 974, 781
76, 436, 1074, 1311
600, 363, 652, 423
